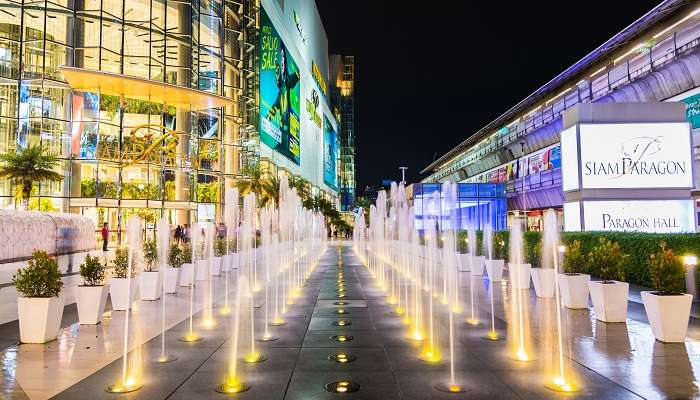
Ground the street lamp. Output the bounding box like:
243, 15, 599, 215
399, 167, 407, 184
683, 255, 698, 300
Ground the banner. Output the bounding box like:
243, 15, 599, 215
323, 115, 338, 189
260, 7, 301, 165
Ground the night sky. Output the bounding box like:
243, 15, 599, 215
315, 0, 662, 194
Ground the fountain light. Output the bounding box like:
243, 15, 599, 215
106, 376, 142, 393
419, 349, 441, 363
434, 382, 466, 393
331, 334, 353, 342
180, 333, 202, 342
333, 320, 351, 327
271, 317, 286, 326
216, 378, 250, 394
334, 301, 349, 306
483, 330, 502, 341
242, 352, 267, 363
219, 306, 231, 316
325, 381, 360, 393
328, 352, 357, 363
545, 376, 580, 392
335, 309, 348, 315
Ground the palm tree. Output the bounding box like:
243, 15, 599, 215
260, 174, 280, 208
236, 164, 266, 200
289, 175, 311, 201
0, 144, 63, 209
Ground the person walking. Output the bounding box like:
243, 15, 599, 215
182, 224, 189, 243
175, 225, 182, 244
101, 223, 109, 251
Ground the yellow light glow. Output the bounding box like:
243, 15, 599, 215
420, 350, 441, 363
448, 384, 462, 393
488, 331, 499, 340
219, 307, 231, 315
182, 333, 199, 342
516, 349, 529, 362
467, 318, 479, 326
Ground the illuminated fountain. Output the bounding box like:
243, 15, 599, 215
419, 191, 442, 363
241, 192, 265, 363
482, 220, 503, 341
180, 222, 201, 342
107, 216, 144, 393
258, 205, 278, 342
507, 217, 533, 362
466, 224, 481, 326
434, 182, 466, 393
222, 187, 240, 315
154, 216, 176, 363
217, 275, 251, 394
201, 222, 215, 328
542, 209, 580, 392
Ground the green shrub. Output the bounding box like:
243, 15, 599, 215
112, 247, 134, 278
524, 231, 541, 266
563, 240, 587, 274
649, 241, 686, 296
143, 239, 158, 272
587, 238, 628, 282
168, 244, 183, 268
215, 239, 226, 257
80, 255, 105, 286
493, 231, 509, 261
13, 250, 63, 297
181, 244, 192, 264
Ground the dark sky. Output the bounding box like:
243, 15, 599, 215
315, 0, 662, 194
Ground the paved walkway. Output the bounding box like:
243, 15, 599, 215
0, 242, 699, 399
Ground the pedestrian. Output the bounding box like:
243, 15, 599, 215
175, 225, 182, 244
101, 222, 109, 251
182, 224, 189, 243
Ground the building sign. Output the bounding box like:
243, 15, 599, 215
564, 123, 693, 190
305, 88, 322, 128
323, 115, 338, 190
312, 61, 328, 97
681, 92, 700, 129
564, 200, 695, 233
260, 7, 301, 165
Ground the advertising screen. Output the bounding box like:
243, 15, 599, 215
323, 115, 338, 189
578, 123, 692, 189
260, 7, 301, 165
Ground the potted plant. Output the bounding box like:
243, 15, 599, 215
164, 243, 182, 294
642, 241, 692, 342
558, 240, 591, 309
531, 241, 556, 298
109, 247, 137, 310
140, 239, 161, 301
588, 238, 629, 323
76, 255, 108, 325
13, 250, 64, 343
180, 243, 195, 287
212, 239, 225, 276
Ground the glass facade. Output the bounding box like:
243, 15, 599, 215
410, 183, 506, 232
0, 0, 259, 242
329, 54, 355, 212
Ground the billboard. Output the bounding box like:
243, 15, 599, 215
260, 7, 301, 165
564, 123, 693, 190
323, 115, 338, 189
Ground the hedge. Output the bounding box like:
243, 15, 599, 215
454, 230, 700, 289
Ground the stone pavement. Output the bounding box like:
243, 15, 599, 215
0, 242, 699, 399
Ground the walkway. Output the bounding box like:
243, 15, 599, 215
0, 242, 698, 399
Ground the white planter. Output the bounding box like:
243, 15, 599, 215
642, 291, 693, 343
180, 263, 195, 287
109, 278, 138, 310
139, 271, 162, 301
211, 256, 222, 276
589, 281, 629, 323
164, 267, 181, 293
470, 256, 485, 276
558, 273, 590, 309
76, 286, 109, 325
17, 295, 65, 343
509, 263, 532, 290
230, 253, 239, 270
196, 259, 209, 281
484, 259, 504, 282
531, 268, 556, 298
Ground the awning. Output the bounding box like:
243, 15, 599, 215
59, 66, 235, 109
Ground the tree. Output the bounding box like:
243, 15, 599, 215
236, 164, 266, 199
260, 174, 280, 208
289, 175, 311, 201
0, 144, 63, 209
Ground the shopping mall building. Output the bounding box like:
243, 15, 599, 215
0, 0, 340, 238
421, 0, 700, 233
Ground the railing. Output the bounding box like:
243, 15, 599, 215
432, 24, 700, 182
506, 168, 561, 194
